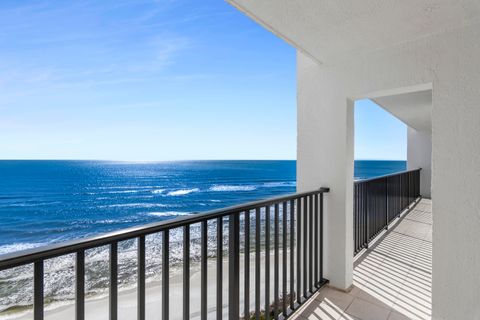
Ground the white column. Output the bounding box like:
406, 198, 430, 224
297, 52, 354, 290
407, 127, 432, 198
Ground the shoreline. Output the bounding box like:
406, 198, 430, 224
2, 250, 291, 320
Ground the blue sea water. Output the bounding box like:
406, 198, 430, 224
0, 160, 405, 254
0, 160, 405, 313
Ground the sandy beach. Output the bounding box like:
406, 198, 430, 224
7, 250, 291, 320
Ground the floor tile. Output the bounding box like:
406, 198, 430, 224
345, 298, 391, 320
291, 199, 432, 320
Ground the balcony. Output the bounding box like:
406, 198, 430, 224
291, 198, 432, 320
0, 170, 423, 320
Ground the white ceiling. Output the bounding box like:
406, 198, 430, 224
372, 90, 432, 133
228, 0, 480, 64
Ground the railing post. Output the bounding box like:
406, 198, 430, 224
228, 213, 240, 320
289, 199, 295, 311
244, 211, 250, 320
76, 250, 85, 320
265, 205, 271, 320
34, 260, 44, 320
183, 226, 190, 320
217, 217, 223, 320
385, 177, 389, 230
365, 183, 369, 250
137, 237, 145, 320
162, 231, 170, 320
319, 192, 324, 283
255, 208, 261, 319
200, 222, 207, 320
109, 243, 118, 320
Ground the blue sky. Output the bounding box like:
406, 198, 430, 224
0, 0, 406, 161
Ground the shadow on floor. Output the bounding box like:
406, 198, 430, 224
291, 199, 432, 320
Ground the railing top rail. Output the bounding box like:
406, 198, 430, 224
354, 168, 421, 185
0, 187, 329, 270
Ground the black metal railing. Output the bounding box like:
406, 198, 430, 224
0, 188, 329, 320
353, 169, 421, 255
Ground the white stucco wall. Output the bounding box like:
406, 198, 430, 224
296, 23, 480, 318
407, 128, 432, 198
297, 55, 355, 290
228, 1, 480, 317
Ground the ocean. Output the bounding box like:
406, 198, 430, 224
0, 160, 405, 253
0, 160, 405, 315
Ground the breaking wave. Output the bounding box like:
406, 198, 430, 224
101, 203, 171, 209
146, 211, 191, 217
263, 181, 296, 188
0, 242, 47, 255
209, 185, 256, 192
166, 188, 199, 196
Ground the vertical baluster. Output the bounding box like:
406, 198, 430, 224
183, 225, 190, 320
228, 214, 240, 319
364, 185, 367, 246
110, 243, 118, 320
296, 198, 302, 304
34, 260, 44, 320
289, 199, 295, 310
265, 206, 270, 320
362, 185, 364, 249
274, 203, 279, 319
76, 250, 85, 320
255, 208, 261, 319
366, 183, 371, 245
163, 231, 169, 320
358, 185, 361, 252
303, 196, 308, 298
282, 201, 287, 316
309, 195, 313, 293
358, 185, 361, 253
358, 184, 361, 250
356, 184, 363, 254
385, 178, 389, 229
396, 176, 400, 217
360, 185, 363, 250
320, 193, 324, 281
314, 194, 318, 286
217, 217, 223, 320
244, 211, 250, 319
357, 185, 360, 252
138, 237, 145, 320
354, 186, 356, 254
201, 221, 207, 320
362, 184, 365, 249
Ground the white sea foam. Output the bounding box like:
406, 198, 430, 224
97, 219, 116, 224
0, 242, 46, 255
263, 181, 296, 188
102, 203, 170, 209
209, 185, 256, 192
147, 211, 191, 217
94, 186, 158, 190
167, 188, 199, 196
128, 195, 155, 199
151, 189, 165, 194
107, 190, 139, 194
0, 222, 245, 314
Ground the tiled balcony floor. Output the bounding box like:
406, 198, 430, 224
291, 198, 432, 320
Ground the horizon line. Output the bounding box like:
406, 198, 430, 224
0, 158, 407, 162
